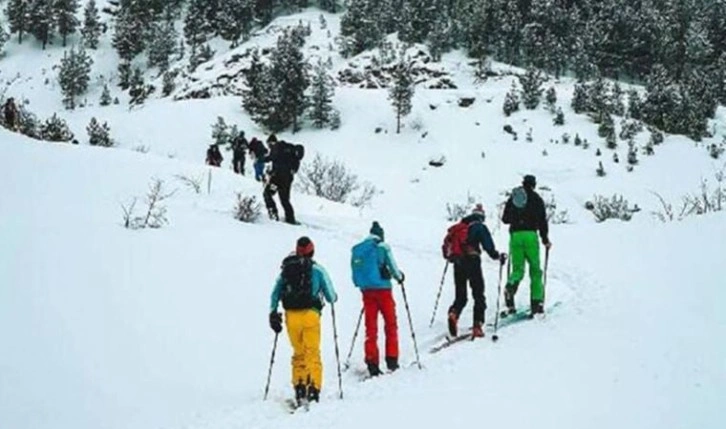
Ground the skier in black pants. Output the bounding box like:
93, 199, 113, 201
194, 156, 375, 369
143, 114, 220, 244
232, 131, 248, 175
262, 134, 298, 224
448, 204, 506, 338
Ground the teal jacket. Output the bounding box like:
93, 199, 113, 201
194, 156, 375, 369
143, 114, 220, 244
270, 260, 337, 313
358, 235, 403, 290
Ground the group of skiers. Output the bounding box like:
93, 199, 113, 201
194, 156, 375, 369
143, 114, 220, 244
206, 131, 305, 225
268, 174, 551, 408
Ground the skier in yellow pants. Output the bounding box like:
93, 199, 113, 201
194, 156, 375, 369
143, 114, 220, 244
269, 237, 337, 405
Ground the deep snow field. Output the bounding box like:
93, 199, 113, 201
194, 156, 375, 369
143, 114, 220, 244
1, 7, 725, 429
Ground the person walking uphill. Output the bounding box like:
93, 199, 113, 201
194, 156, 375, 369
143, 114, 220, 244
269, 237, 337, 406
351, 222, 405, 377
262, 134, 304, 224
3, 97, 19, 131
501, 174, 551, 316
443, 204, 505, 338
231, 131, 248, 175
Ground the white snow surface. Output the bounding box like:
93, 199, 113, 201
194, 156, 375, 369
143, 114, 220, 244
1, 9, 725, 429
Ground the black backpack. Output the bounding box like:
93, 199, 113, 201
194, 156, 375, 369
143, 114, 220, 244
280, 255, 321, 311
278, 141, 305, 173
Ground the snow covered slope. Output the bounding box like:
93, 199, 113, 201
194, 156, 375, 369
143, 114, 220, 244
1, 8, 725, 429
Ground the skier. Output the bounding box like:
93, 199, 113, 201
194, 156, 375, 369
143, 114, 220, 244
206, 144, 223, 167
248, 137, 268, 181
351, 222, 405, 377
444, 204, 505, 338
501, 174, 551, 316
269, 236, 338, 406
262, 134, 304, 224
3, 97, 19, 131
231, 131, 248, 175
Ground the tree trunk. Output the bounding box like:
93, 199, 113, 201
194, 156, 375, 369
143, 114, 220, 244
18, 30, 23, 44
63, 33, 67, 47
396, 108, 401, 134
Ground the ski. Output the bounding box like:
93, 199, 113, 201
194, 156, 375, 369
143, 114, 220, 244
487, 301, 563, 331
283, 398, 310, 414
429, 329, 478, 354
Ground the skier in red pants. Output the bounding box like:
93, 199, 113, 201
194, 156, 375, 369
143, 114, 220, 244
351, 222, 405, 377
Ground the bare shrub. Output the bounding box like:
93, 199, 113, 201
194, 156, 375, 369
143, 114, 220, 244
544, 194, 571, 224
297, 153, 377, 205
234, 193, 262, 223
175, 173, 203, 194
133, 145, 150, 153
446, 192, 476, 221
587, 194, 638, 222
121, 178, 175, 229
651, 192, 689, 222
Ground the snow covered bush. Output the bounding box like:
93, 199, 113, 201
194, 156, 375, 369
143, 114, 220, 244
619, 119, 644, 141
518, 68, 545, 110
708, 139, 725, 160
297, 154, 377, 206
545, 87, 557, 111
121, 179, 175, 230
553, 107, 565, 126
596, 161, 606, 177
87, 117, 114, 147
40, 114, 74, 142
175, 173, 203, 194
588, 194, 637, 223
502, 82, 520, 116
99, 84, 112, 106
446, 193, 476, 221
58, 46, 93, 110
234, 193, 262, 223
544, 194, 571, 224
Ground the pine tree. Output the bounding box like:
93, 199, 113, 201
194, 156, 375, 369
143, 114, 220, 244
113, 2, 145, 63
58, 46, 93, 110
518, 67, 545, 110
29, 0, 55, 49
389, 55, 414, 134
5, 0, 29, 44
128, 67, 147, 105
148, 13, 178, 72
571, 82, 589, 113
610, 82, 625, 116
184, 0, 212, 64
428, 11, 452, 62
217, 0, 254, 46
553, 107, 565, 126
118, 61, 132, 90
40, 113, 74, 142
400, 0, 438, 44
255, 0, 274, 24
627, 89, 642, 120
162, 70, 177, 97
340, 0, 381, 57
87, 117, 113, 146
211, 116, 229, 146
503, 81, 520, 117
100, 83, 112, 106
54, 0, 80, 47
308, 59, 335, 129
81, 0, 101, 49
0, 20, 8, 53
269, 30, 309, 132
598, 112, 615, 139
242, 49, 274, 125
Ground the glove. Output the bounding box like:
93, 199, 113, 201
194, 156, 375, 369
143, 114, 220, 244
269, 312, 282, 334
397, 271, 405, 284
543, 240, 552, 249
499, 253, 507, 264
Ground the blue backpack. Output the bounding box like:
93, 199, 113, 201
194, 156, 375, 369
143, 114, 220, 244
351, 239, 383, 288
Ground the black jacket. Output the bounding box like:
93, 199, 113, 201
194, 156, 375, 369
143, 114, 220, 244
248, 139, 268, 159
263, 141, 296, 176
502, 188, 549, 244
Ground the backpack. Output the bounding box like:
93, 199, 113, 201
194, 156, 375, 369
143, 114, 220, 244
511, 186, 528, 209
351, 239, 384, 287
278, 141, 305, 173
441, 221, 470, 261
280, 255, 321, 310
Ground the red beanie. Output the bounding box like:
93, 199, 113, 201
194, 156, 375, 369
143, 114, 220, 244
296, 236, 315, 257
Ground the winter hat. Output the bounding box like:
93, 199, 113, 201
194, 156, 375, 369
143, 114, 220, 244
471, 203, 486, 219
370, 221, 385, 241
296, 236, 315, 257
523, 174, 537, 189
267, 133, 278, 144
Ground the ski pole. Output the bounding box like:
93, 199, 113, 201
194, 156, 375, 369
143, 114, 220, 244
331, 304, 344, 399
492, 257, 505, 342
428, 262, 449, 328
263, 332, 279, 401
543, 245, 551, 301
343, 307, 364, 371
399, 281, 422, 369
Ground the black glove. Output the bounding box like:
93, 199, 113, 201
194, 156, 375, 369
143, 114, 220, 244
397, 271, 405, 284
499, 253, 507, 264
269, 312, 282, 334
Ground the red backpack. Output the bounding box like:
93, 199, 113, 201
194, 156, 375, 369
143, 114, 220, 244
442, 221, 470, 261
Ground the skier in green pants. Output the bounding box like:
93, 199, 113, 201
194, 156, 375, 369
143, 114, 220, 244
501, 175, 551, 316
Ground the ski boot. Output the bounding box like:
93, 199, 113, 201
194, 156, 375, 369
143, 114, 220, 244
267, 207, 279, 221
503, 288, 516, 317
294, 383, 308, 407
385, 356, 399, 372
471, 322, 485, 338
366, 361, 382, 377
530, 300, 544, 319
447, 311, 458, 337
307, 385, 320, 403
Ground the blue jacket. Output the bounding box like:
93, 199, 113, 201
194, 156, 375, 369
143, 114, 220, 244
270, 260, 337, 313
463, 214, 500, 260
357, 235, 403, 290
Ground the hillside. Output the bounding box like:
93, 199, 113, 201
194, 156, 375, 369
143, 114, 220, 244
1, 6, 725, 429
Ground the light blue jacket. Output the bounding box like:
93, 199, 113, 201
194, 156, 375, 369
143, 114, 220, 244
358, 235, 403, 290
270, 260, 337, 313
